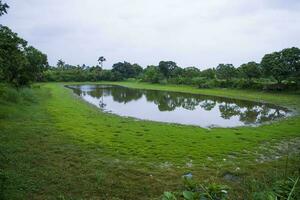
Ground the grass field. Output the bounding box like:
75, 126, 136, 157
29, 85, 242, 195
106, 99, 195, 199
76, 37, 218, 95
0, 82, 300, 199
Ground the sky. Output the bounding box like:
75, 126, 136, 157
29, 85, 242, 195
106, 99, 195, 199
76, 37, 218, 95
1, 0, 300, 69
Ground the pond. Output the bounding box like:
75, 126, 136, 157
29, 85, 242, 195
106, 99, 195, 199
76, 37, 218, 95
67, 84, 291, 127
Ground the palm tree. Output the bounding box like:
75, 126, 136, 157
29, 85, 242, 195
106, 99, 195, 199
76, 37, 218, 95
98, 56, 106, 68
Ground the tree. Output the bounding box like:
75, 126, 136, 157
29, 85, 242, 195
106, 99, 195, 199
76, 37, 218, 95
57, 59, 65, 68
158, 61, 178, 78
89, 65, 102, 81
216, 64, 237, 81
98, 56, 106, 68
0, 0, 9, 16
143, 65, 163, 83
0, 25, 29, 86
112, 61, 142, 78
281, 47, 300, 82
261, 48, 300, 83
200, 68, 216, 79
132, 63, 143, 77
25, 46, 49, 81
183, 67, 201, 78
238, 61, 261, 81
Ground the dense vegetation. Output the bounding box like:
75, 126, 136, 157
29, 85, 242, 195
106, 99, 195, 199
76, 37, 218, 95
42, 48, 300, 91
1, 0, 299, 91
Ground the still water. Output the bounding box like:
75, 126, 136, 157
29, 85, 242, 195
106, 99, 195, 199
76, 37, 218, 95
67, 85, 290, 127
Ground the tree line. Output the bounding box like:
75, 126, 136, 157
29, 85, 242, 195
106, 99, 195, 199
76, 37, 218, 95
0, 1, 299, 91
44, 47, 300, 91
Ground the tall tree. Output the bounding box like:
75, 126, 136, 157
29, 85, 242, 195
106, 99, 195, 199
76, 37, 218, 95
143, 65, 163, 83
183, 67, 201, 78
57, 59, 65, 68
0, 25, 28, 86
98, 56, 106, 68
200, 68, 216, 79
281, 47, 300, 82
261, 47, 300, 83
112, 61, 142, 78
25, 46, 49, 81
158, 61, 178, 78
132, 63, 143, 77
216, 64, 237, 81
238, 61, 261, 81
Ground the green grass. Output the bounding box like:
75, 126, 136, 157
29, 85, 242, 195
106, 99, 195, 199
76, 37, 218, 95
0, 82, 299, 199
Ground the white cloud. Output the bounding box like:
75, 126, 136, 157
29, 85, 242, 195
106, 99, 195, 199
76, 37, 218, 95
2, 0, 300, 69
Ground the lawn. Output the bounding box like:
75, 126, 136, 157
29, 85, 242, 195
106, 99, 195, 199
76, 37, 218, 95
0, 82, 299, 199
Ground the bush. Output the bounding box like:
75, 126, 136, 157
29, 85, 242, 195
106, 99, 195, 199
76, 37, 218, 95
19, 87, 37, 103
0, 86, 37, 104
0, 86, 21, 103
251, 176, 300, 200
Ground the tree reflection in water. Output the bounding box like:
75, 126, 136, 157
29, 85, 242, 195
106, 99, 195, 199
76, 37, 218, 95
67, 85, 290, 126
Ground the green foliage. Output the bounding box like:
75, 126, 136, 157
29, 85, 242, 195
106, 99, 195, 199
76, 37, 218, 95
112, 61, 142, 79
25, 46, 49, 81
201, 183, 230, 200
162, 192, 177, 200
0, 25, 28, 86
161, 177, 230, 200
200, 68, 216, 79
142, 65, 164, 83
37, 47, 300, 91
273, 177, 299, 200
0, 2, 47, 87
251, 176, 300, 200
238, 61, 261, 81
182, 67, 201, 78
0, 82, 300, 199
0, 85, 37, 104
261, 47, 300, 84
216, 64, 237, 81
0, 85, 21, 103
158, 61, 180, 78
0, 25, 48, 87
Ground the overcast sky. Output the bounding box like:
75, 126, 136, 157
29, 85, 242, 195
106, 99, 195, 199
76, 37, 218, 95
1, 0, 300, 69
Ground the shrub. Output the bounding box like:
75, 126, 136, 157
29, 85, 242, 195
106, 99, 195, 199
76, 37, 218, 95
0, 85, 37, 104
0, 86, 21, 103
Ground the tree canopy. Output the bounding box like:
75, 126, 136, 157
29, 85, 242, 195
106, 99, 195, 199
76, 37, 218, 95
216, 64, 237, 81
158, 61, 179, 78
238, 61, 261, 81
261, 47, 300, 83
112, 61, 142, 79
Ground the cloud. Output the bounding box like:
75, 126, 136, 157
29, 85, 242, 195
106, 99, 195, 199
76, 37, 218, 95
2, 0, 300, 69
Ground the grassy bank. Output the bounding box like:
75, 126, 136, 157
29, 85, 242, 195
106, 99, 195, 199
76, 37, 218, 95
0, 82, 299, 199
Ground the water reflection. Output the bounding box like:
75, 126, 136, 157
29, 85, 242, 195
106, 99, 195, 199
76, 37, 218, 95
68, 85, 290, 127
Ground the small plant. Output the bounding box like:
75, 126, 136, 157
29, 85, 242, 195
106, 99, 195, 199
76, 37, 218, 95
161, 177, 230, 200
252, 176, 300, 200
199, 183, 230, 200
273, 177, 299, 200
162, 192, 177, 200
